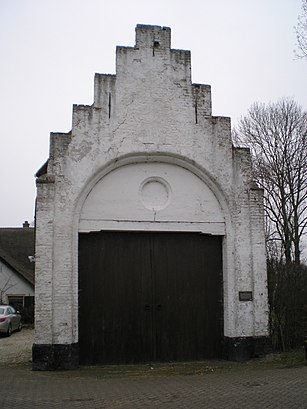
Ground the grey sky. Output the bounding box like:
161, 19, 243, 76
0, 0, 306, 227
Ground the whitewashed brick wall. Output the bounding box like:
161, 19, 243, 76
35, 24, 268, 349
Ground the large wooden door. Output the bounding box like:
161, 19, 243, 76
79, 231, 223, 364
152, 233, 223, 361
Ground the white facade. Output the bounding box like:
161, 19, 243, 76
0, 260, 34, 304
34, 25, 269, 369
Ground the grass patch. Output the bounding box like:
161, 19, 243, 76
266, 347, 306, 368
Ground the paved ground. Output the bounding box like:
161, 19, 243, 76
0, 329, 306, 408
0, 326, 33, 365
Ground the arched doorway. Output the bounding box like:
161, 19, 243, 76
78, 161, 225, 364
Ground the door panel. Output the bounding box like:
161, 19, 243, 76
79, 232, 152, 364
153, 233, 223, 361
78, 231, 223, 364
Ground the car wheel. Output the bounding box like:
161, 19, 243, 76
6, 324, 12, 337
17, 322, 22, 332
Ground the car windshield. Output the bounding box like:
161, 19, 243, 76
0, 308, 5, 314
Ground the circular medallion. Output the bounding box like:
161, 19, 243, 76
140, 177, 171, 211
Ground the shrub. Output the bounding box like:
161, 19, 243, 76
267, 260, 307, 351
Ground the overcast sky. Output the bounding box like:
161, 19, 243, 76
0, 0, 306, 227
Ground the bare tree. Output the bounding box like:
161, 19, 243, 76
0, 272, 16, 304
235, 98, 307, 264
295, 0, 307, 59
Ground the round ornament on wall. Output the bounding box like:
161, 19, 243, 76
139, 177, 171, 211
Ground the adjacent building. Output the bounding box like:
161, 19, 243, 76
0, 222, 35, 322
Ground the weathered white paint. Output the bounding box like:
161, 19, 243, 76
79, 162, 225, 234
34, 25, 269, 351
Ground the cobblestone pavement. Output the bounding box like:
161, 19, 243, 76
0, 329, 306, 408
0, 364, 306, 408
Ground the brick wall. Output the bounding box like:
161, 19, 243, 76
34, 25, 268, 364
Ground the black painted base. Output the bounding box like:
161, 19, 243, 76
32, 343, 79, 370
32, 337, 270, 369
224, 336, 271, 362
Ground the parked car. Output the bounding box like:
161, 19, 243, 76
0, 305, 22, 336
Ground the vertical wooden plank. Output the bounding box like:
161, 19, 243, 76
202, 235, 224, 358
79, 231, 152, 364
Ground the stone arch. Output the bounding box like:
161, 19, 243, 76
74, 153, 232, 234
72, 152, 235, 344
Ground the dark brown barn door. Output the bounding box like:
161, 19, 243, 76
79, 231, 223, 365
78, 232, 152, 364
152, 233, 223, 361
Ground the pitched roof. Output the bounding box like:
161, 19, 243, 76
0, 224, 35, 286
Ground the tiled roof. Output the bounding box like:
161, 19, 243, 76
0, 225, 35, 286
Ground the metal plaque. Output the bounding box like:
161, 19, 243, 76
239, 291, 253, 302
